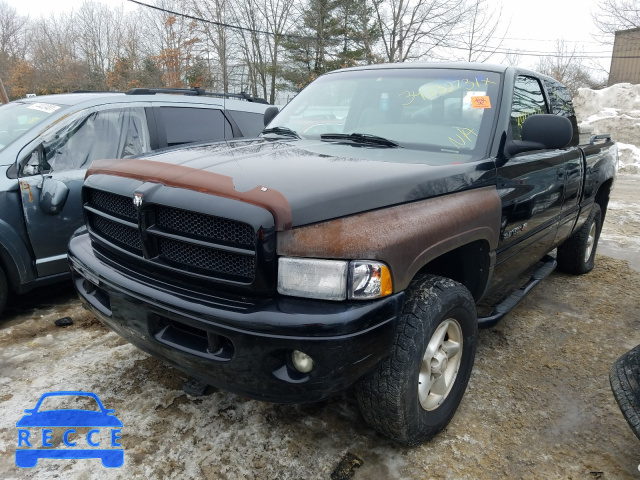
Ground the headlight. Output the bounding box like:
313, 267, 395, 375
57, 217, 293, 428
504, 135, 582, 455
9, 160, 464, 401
277, 258, 392, 301
350, 261, 393, 299
278, 258, 349, 300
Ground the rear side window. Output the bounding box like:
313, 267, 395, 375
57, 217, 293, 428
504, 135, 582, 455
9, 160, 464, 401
544, 80, 575, 117
543, 78, 579, 146
510, 76, 548, 140
158, 107, 231, 146
228, 110, 265, 138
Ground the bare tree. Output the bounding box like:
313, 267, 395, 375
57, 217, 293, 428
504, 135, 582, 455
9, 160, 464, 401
228, 0, 269, 98
76, 1, 129, 89
502, 52, 522, 67
0, 0, 29, 96
30, 12, 90, 93
373, 0, 467, 62
143, 0, 201, 88
458, 0, 507, 62
192, 0, 232, 91
0, 1, 28, 59
535, 40, 600, 97
258, 0, 296, 103
592, 0, 640, 40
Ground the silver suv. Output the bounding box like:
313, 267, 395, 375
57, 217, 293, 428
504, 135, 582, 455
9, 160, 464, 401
0, 89, 271, 315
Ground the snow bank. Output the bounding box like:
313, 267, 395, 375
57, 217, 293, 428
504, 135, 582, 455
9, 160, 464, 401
574, 83, 640, 173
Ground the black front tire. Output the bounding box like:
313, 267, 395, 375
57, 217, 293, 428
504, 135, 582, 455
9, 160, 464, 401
355, 275, 478, 446
557, 203, 602, 275
610, 345, 640, 442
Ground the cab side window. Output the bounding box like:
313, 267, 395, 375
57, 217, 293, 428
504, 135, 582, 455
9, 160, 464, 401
543, 78, 579, 147
158, 107, 231, 146
510, 76, 548, 141
228, 110, 264, 138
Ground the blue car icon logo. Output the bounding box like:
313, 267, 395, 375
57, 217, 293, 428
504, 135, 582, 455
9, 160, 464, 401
15, 391, 123, 468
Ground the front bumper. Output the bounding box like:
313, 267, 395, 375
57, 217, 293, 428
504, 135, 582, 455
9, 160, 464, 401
69, 232, 404, 403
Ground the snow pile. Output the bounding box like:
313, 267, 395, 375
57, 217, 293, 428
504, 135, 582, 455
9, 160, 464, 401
574, 83, 640, 173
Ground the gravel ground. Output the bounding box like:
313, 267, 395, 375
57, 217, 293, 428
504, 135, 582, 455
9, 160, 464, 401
0, 174, 639, 480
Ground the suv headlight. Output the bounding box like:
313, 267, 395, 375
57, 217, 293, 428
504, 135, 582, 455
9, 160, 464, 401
277, 258, 393, 301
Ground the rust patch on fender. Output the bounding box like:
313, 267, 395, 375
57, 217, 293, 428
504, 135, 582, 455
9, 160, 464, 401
87, 158, 293, 230
278, 187, 502, 292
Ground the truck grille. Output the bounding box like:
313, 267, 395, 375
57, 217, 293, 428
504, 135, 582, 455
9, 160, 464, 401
158, 238, 255, 278
90, 215, 143, 252
89, 189, 138, 220
156, 206, 254, 246
84, 187, 258, 282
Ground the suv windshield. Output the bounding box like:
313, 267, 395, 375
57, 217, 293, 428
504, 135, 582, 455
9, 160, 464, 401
268, 68, 501, 160
0, 101, 63, 152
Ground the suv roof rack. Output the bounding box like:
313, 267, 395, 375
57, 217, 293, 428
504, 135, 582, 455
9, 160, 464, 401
72, 90, 122, 94
125, 87, 269, 104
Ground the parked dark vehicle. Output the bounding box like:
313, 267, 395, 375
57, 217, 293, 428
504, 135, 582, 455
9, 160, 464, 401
69, 63, 617, 445
0, 89, 269, 315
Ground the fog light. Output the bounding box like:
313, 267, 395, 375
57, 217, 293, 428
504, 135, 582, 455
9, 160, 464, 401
291, 350, 314, 373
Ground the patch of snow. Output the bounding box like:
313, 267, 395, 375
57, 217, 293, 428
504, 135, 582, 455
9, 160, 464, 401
575, 83, 640, 172
617, 143, 640, 173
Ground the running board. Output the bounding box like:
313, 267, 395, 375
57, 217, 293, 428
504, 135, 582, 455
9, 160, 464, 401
477, 255, 557, 329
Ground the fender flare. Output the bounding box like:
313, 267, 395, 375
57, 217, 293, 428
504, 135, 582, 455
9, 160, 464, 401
0, 219, 37, 291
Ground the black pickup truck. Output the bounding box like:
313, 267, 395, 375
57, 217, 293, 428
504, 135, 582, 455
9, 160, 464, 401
68, 63, 617, 445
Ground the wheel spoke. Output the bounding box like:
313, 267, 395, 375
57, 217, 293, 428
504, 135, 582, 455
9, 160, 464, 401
441, 339, 460, 358
430, 373, 449, 396
424, 321, 449, 359
418, 371, 433, 403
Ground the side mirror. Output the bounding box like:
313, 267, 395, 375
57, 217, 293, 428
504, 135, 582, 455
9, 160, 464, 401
40, 177, 69, 215
504, 114, 573, 157
264, 106, 279, 126
21, 145, 46, 176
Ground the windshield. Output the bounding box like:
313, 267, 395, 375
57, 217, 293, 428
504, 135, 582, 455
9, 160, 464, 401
267, 68, 501, 160
0, 101, 63, 152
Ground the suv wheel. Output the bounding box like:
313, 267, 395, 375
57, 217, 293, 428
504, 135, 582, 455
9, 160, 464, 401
356, 275, 478, 445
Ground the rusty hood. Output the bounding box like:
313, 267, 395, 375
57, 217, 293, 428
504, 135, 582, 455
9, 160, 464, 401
86, 138, 496, 230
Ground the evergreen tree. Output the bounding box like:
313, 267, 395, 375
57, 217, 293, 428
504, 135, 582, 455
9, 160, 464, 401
281, 0, 379, 91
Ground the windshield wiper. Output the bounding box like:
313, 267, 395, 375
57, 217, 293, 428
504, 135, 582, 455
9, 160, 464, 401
320, 133, 400, 148
261, 126, 300, 138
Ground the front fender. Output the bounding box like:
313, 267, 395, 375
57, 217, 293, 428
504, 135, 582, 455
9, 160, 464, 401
277, 187, 502, 292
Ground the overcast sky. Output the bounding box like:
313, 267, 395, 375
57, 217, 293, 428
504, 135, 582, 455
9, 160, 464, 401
6, 0, 614, 74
